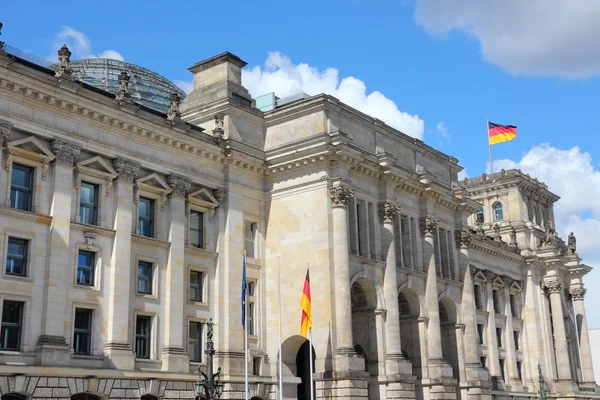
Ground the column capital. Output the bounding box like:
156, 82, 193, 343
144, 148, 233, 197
166, 174, 191, 197
0, 119, 12, 141
483, 270, 496, 282
543, 279, 564, 294
378, 201, 399, 223
112, 157, 141, 183
455, 229, 472, 248
419, 215, 438, 236
570, 287, 586, 300
329, 185, 354, 207
50, 138, 81, 165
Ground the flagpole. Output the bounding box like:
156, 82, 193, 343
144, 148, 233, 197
278, 256, 284, 400
244, 250, 249, 400
487, 118, 494, 175
308, 263, 315, 400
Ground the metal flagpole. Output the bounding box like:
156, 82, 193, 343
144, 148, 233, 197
278, 256, 284, 400
487, 119, 494, 175
244, 251, 249, 400
308, 263, 314, 400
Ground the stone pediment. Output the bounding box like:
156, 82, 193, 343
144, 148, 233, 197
77, 155, 118, 178
492, 276, 505, 287
510, 280, 522, 292
5, 136, 55, 161
135, 173, 172, 195
187, 188, 220, 210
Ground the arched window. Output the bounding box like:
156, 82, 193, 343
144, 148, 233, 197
2, 394, 27, 400
493, 202, 503, 221
476, 207, 484, 224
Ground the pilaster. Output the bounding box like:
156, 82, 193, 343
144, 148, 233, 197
503, 280, 521, 391
484, 271, 503, 390
36, 139, 81, 366
570, 287, 595, 385
0, 119, 12, 207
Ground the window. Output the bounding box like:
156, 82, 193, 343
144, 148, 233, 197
1, 301, 23, 350
474, 285, 482, 310
517, 361, 523, 381
514, 330, 520, 350
253, 356, 261, 376
510, 294, 518, 318
247, 281, 256, 335
6, 238, 28, 277
76, 251, 95, 286
477, 324, 485, 344
493, 202, 503, 221
480, 357, 487, 368
189, 321, 203, 362
190, 210, 205, 248
135, 315, 151, 359
496, 328, 503, 347
80, 182, 99, 225
189, 270, 204, 302
10, 163, 33, 211
244, 221, 256, 258
73, 308, 92, 355
492, 289, 502, 314
476, 207, 484, 224
137, 261, 153, 295
138, 197, 155, 237
499, 359, 506, 381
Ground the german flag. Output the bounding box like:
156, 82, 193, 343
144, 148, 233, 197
488, 122, 517, 145
300, 269, 312, 338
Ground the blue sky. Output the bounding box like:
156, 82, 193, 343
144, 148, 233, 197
3, 1, 600, 326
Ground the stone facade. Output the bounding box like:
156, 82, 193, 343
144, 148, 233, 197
0, 44, 597, 400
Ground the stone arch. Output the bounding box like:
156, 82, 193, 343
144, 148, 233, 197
354, 344, 369, 372
438, 291, 462, 324
398, 287, 425, 384
296, 340, 316, 400
439, 296, 461, 387
350, 270, 385, 310
279, 335, 315, 400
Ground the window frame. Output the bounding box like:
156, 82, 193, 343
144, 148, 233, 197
74, 156, 118, 228
137, 196, 156, 238
0, 300, 24, 351
492, 201, 503, 221
496, 327, 503, 348
473, 284, 482, 310
492, 289, 502, 314
244, 221, 257, 259
189, 269, 205, 303
9, 163, 34, 212
189, 210, 205, 249
253, 356, 262, 376
76, 250, 96, 287
477, 323, 485, 345
79, 181, 100, 226
73, 308, 93, 355
136, 260, 155, 296
188, 320, 203, 362
6, 237, 29, 277
513, 330, 520, 350
246, 279, 257, 336
135, 314, 152, 359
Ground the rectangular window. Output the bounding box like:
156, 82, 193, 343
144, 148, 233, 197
496, 328, 503, 347
76, 250, 95, 286
247, 281, 255, 297
189, 270, 204, 302
137, 261, 153, 295
517, 361, 523, 381
73, 308, 92, 355
480, 357, 486, 368
138, 197, 155, 237
6, 237, 28, 277
1, 301, 24, 350
80, 182, 99, 225
492, 289, 501, 314
514, 330, 520, 350
135, 315, 151, 359
400, 215, 413, 268
189, 321, 203, 362
248, 302, 255, 336
190, 210, 204, 248
244, 221, 257, 258
474, 285, 482, 310
253, 356, 261, 376
10, 163, 33, 211
499, 359, 506, 381
510, 294, 518, 318
477, 324, 485, 345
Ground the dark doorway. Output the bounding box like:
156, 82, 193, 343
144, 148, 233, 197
2, 395, 27, 400
71, 394, 101, 400
296, 340, 316, 400
141, 396, 158, 400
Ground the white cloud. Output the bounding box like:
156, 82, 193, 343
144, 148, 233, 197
414, 0, 600, 78
242, 52, 425, 139
173, 80, 194, 94
52, 26, 124, 61
495, 144, 600, 327
436, 121, 450, 140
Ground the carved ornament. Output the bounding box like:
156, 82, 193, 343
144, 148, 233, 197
567, 232, 577, 255
543, 280, 563, 294
115, 71, 131, 101
83, 231, 97, 249
166, 174, 191, 197
166, 93, 181, 121
329, 186, 354, 207
50, 139, 81, 165
419, 216, 438, 236
569, 287, 586, 301
213, 188, 227, 205
378, 201, 399, 223
112, 157, 140, 183
54, 44, 72, 78
456, 229, 472, 248
213, 113, 224, 141
0, 120, 12, 145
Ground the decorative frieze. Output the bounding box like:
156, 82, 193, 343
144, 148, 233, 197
54, 44, 72, 78
112, 157, 140, 183
166, 93, 181, 121
115, 71, 131, 101
166, 174, 191, 197
419, 216, 438, 236
570, 287, 586, 300
543, 280, 564, 293
50, 139, 81, 165
456, 229, 472, 248
329, 185, 354, 207
378, 201, 399, 223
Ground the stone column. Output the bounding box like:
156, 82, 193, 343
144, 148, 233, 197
379, 202, 413, 382
104, 157, 140, 369
330, 185, 360, 370
0, 120, 12, 207
570, 287, 594, 383
503, 280, 520, 391
161, 175, 191, 372
36, 139, 81, 366
544, 280, 572, 381
421, 217, 443, 361
484, 271, 502, 389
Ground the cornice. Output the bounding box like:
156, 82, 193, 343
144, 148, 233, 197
463, 169, 559, 203
469, 235, 524, 264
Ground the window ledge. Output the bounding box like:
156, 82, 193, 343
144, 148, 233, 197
136, 293, 158, 300
71, 221, 116, 237
0, 206, 52, 224
132, 234, 171, 249
185, 246, 218, 258
1, 274, 33, 283
72, 354, 105, 360
188, 300, 208, 307
73, 284, 100, 292
350, 254, 385, 267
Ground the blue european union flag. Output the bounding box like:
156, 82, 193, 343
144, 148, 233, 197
241, 253, 247, 329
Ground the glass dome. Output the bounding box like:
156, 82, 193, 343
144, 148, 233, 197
69, 58, 186, 113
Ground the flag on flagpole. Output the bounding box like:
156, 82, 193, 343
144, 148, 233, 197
242, 252, 247, 329
488, 122, 517, 145
300, 269, 312, 337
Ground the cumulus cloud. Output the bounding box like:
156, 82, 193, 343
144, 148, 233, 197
494, 144, 600, 326
52, 26, 124, 61
414, 0, 600, 78
173, 80, 194, 94
436, 121, 450, 140
242, 52, 425, 139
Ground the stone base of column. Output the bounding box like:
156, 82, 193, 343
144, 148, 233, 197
423, 359, 457, 400
380, 374, 417, 400
104, 342, 135, 370
490, 376, 505, 391
577, 381, 597, 393
385, 354, 414, 375
318, 375, 369, 400
335, 347, 366, 372
506, 377, 523, 392
161, 347, 189, 372
214, 351, 246, 376
35, 335, 70, 366
552, 379, 578, 393
464, 363, 491, 392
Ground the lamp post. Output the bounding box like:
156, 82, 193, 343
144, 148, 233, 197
195, 318, 224, 400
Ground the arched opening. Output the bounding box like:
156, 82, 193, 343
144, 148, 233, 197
2, 394, 27, 400
439, 298, 461, 397
71, 394, 101, 400
296, 340, 316, 400
398, 289, 424, 399
351, 278, 381, 400
492, 202, 503, 221
141, 396, 159, 400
